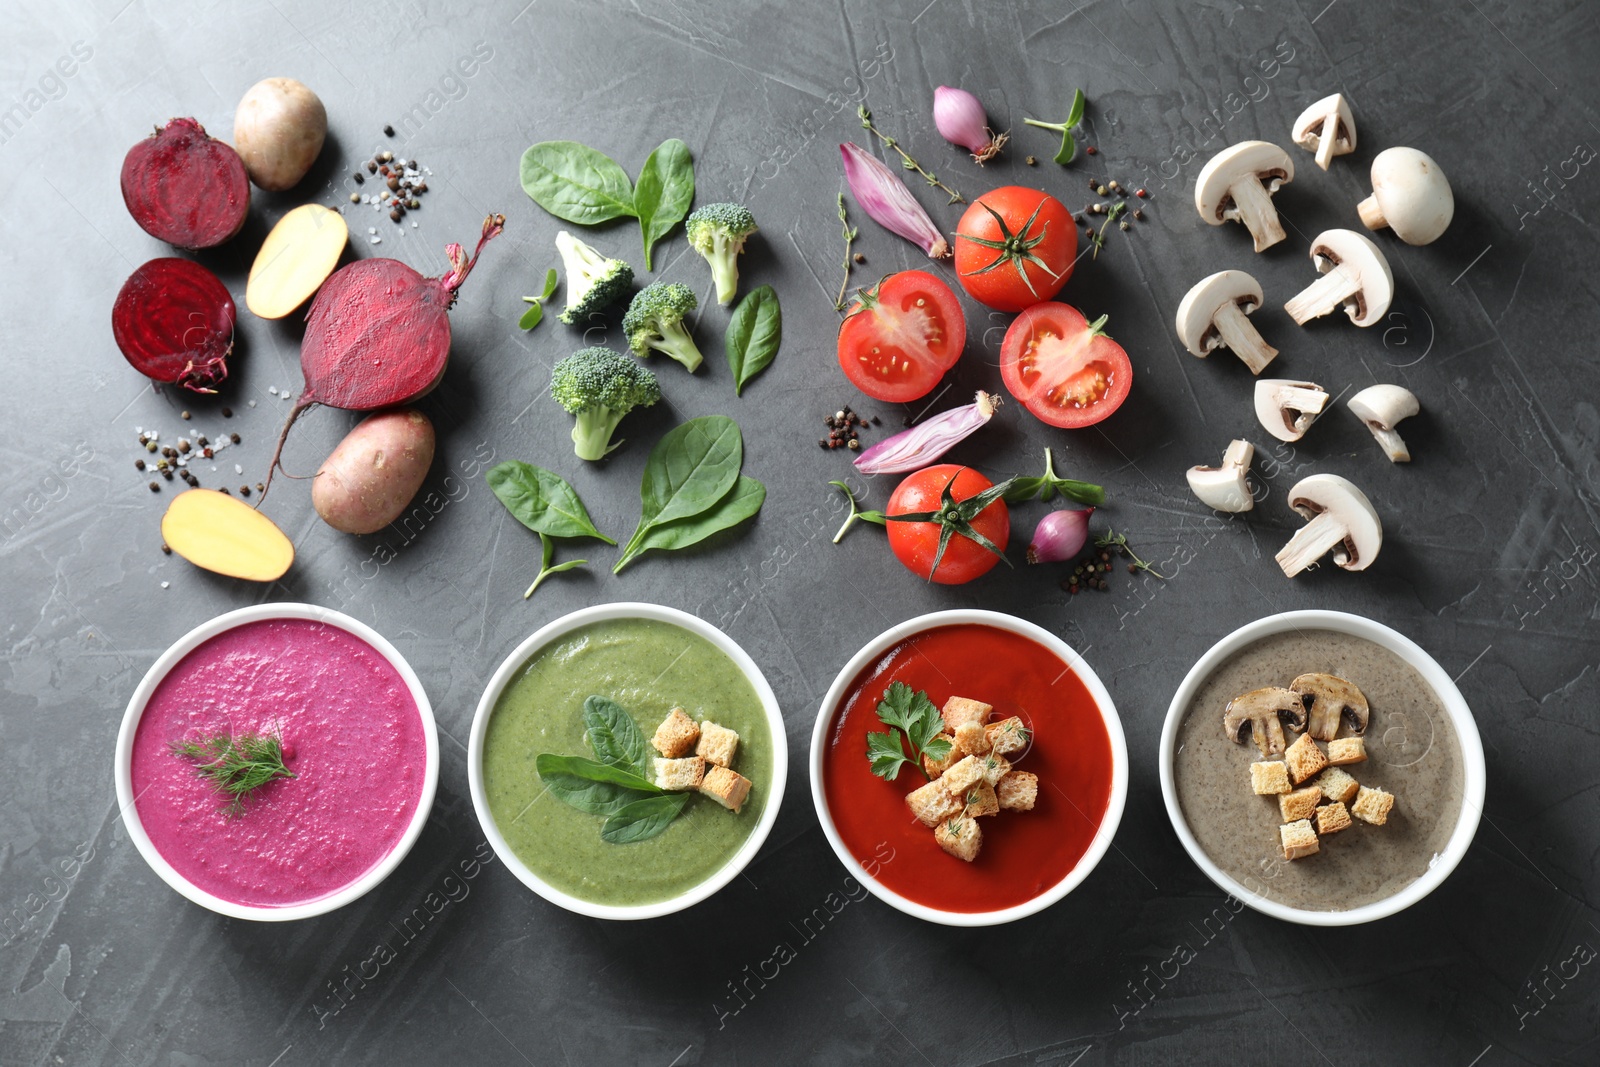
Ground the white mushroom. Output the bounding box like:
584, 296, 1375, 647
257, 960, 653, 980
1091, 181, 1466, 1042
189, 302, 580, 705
1291, 94, 1356, 171
1347, 384, 1419, 462
1282, 229, 1393, 327
1254, 379, 1329, 442
1194, 141, 1295, 252
1186, 439, 1255, 512
1274, 474, 1382, 577
1358, 147, 1454, 245
1175, 271, 1278, 375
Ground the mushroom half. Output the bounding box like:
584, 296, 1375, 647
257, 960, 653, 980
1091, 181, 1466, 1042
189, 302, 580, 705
1359, 147, 1454, 246
1291, 93, 1357, 171
1275, 473, 1383, 577
1224, 686, 1307, 757
1283, 229, 1393, 327
1290, 673, 1370, 741
1187, 439, 1255, 512
1194, 141, 1295, 252
1255, 379, 1329, 443
1175, 270, 1278, 374
1348, 384, 1420, 462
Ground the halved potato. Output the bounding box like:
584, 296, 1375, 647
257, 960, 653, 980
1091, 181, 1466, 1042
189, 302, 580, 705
161, 489, 294, 581
246, 204, 347, 319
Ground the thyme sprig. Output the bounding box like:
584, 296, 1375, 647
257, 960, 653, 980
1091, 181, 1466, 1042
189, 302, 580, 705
1096, 528, 1168, 579
833, 194, 859, 313
858, 106, 964, 204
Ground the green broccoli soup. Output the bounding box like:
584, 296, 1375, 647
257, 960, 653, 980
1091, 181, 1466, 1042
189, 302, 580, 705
483, 618, 773, 906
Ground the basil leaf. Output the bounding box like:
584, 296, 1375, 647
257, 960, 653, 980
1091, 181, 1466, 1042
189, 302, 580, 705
536, 753, 660, 793
486, 461, 615, 544
519, 141, 637, 225
540, 268, 559, 301
613, 476, 765, 573
519, 302, 544, 330
725, 285, 782, 396
535, 754, 655, 815
636, 416, 743, 529
600, 792, 690, 844
582, 696, 651, 774
634, 138, 695, 272
1065, 88, 1086, 129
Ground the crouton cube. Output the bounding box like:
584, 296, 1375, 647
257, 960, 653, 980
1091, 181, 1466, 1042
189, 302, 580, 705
1280, 819, 1320, 860
1278, 786, 1321, 823
978, 752, 1011, 786
942, 755, 984, 795
906, 777, 963, 827
1326, 736, 1367, 766
1315, 801, 1352, 835
1285, 732, 1328, 784
922, 735, 958, 778
1351, 785, 1395, 826
652, 707, 700, 758
1312, 767, 1360, 806
935, 816, 983, 862
1250, 761, 1292, 795
961, 780, 1000, 817
695, 721, 740, 768
996, 771, 1038, 811
953, 720, 991, 756
941, 696, 993, 731
985, 716, 1031, 756
699, 765, 752, 812
653, 756, 705, 791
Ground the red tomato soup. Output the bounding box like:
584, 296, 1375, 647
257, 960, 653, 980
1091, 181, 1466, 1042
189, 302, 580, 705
822, 623, 1113, 913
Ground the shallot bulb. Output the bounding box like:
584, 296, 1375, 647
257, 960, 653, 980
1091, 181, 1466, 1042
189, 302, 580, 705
934, 86, 1007, 164
1027, 508, 1093, 564
854, 392, 998, 475
840, 142, 950, 259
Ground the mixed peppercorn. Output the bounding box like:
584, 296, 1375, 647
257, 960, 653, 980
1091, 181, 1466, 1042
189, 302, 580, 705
819, 406, 879, 451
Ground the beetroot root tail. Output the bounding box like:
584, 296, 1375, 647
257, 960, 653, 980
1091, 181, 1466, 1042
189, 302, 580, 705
256, 399, 317, 507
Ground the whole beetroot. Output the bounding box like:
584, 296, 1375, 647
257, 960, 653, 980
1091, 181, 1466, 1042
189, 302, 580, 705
121, 117, 250, 249
112, 258, 236, 392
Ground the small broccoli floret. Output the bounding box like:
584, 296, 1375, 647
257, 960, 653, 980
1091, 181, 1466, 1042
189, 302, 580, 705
550, 346, 662, 460
622, 282, 704, 373
555, 231, 634, 324
685, 203, 757, 305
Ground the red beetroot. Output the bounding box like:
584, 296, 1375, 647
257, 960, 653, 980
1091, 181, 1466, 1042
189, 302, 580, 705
112, 258, 236, 393
121, 117, 250, 249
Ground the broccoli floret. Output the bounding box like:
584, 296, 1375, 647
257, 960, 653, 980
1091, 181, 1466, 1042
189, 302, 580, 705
555, 230, 634, 324
621, 282, 704, 373
550, 346, 661, 460
685, 203, 757, 305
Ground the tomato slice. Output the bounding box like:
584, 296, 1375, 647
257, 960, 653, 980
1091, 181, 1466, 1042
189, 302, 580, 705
999, 302, 1132, 428
837, 270, 967, 403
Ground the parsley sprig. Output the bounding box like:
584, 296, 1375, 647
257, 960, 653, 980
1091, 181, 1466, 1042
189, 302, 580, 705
865, 682, 953, 781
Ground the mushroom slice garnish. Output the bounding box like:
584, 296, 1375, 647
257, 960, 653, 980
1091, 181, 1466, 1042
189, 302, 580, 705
1359, 147, 1454, 246
1291, 93, 1357, 171
1175, 270, 1278, 375
1283, 229, 1394, 327
1224, 686, 1307, 757
1290, 673, 1370, 741
1348, 384, 1420, 462
1275, 473, 1383, 577
1255, 379, 1329, 443
1187, 439, 1255, 512
1194, 141, 1295, 252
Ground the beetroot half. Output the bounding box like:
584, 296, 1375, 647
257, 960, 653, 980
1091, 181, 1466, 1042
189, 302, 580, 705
112, 258, 237, 393
121, 117, 250, 249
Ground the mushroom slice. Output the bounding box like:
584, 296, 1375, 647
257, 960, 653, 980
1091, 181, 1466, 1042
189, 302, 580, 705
1175, 270, 1278, 374
1359, 147, 1454, 246
1254, 379, 1329, 443
1291, 93, 1356, 171
1194, 141, 1295, 252
1224, 686, 1307, 757
1348, 384, 1419, 462
1187, 439, 1255, 512
1275, 473, 1383, 577
1290, 673, 1370, 741
1283, 229, 1393, 327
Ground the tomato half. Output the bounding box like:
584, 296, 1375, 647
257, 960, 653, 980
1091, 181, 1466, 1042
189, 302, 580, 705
837, 271, 967, 403
999, 302, 1132, 428
886, 465, 1010, 585
954, 186, 1076, 312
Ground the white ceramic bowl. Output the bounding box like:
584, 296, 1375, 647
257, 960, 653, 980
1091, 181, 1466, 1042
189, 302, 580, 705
809, 609, 1128, 927
1159, 609, 1486, 926
468, 603, 788, 920
114, 603, 439, 921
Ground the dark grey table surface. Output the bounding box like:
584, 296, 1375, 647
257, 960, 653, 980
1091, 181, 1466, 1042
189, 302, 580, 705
4, 0, 1598, 1064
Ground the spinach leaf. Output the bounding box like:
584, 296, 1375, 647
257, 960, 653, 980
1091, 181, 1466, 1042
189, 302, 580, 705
535, 753, 660, 794
725, 285, 782, 396
582, 696, 651, 774
621, 415, 743, 560
486, 461, 615, 544
634, 138, 695, 272
535, 754, 654, 816
600, 792, 690, 844
613, 476, 766, 573
519, 141, 637, 225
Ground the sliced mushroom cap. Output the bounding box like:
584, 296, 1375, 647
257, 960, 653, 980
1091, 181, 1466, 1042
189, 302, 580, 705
1223, 686, 1307, 757
1175, 270, 1278, 374
1290, 672, 1370, 740
1187, 439, 1255, 512
1254, 379, 1329, 442
1275, 473, 1383, 577
1291, 93, 1357, 171
1358, 147, 1454, 246
1348, 384, 1420, 462
1282, 229, 1394, 327
1194, 141, 1295, 252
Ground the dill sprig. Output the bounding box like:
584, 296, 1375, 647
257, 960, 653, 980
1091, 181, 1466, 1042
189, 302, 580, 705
170, 732, 296, 817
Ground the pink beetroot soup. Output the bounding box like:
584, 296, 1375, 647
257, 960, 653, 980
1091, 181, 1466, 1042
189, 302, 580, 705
131, 618, 426, 907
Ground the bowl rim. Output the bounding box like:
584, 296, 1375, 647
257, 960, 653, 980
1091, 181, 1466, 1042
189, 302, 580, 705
466, 602, 789, 921
113, 603, 440, 922
1158, 609, 1486, 926
808, 608, 1129, 927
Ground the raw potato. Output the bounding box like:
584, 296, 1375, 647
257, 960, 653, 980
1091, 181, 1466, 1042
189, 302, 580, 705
247, 204, 348, 319
313, 409, 436, 534
233, 77, 327, 191
161, 489, 294, 581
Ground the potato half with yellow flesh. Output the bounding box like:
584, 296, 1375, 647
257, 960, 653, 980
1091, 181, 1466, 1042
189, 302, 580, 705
246, 204, 348, 319
161, 489, 294, 581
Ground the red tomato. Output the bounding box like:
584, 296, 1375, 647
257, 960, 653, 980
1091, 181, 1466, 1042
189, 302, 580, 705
999, 302, 1132, 428
837, 271, 967, 403
954, 186, 1076, 312
885, 465, 1010, 584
